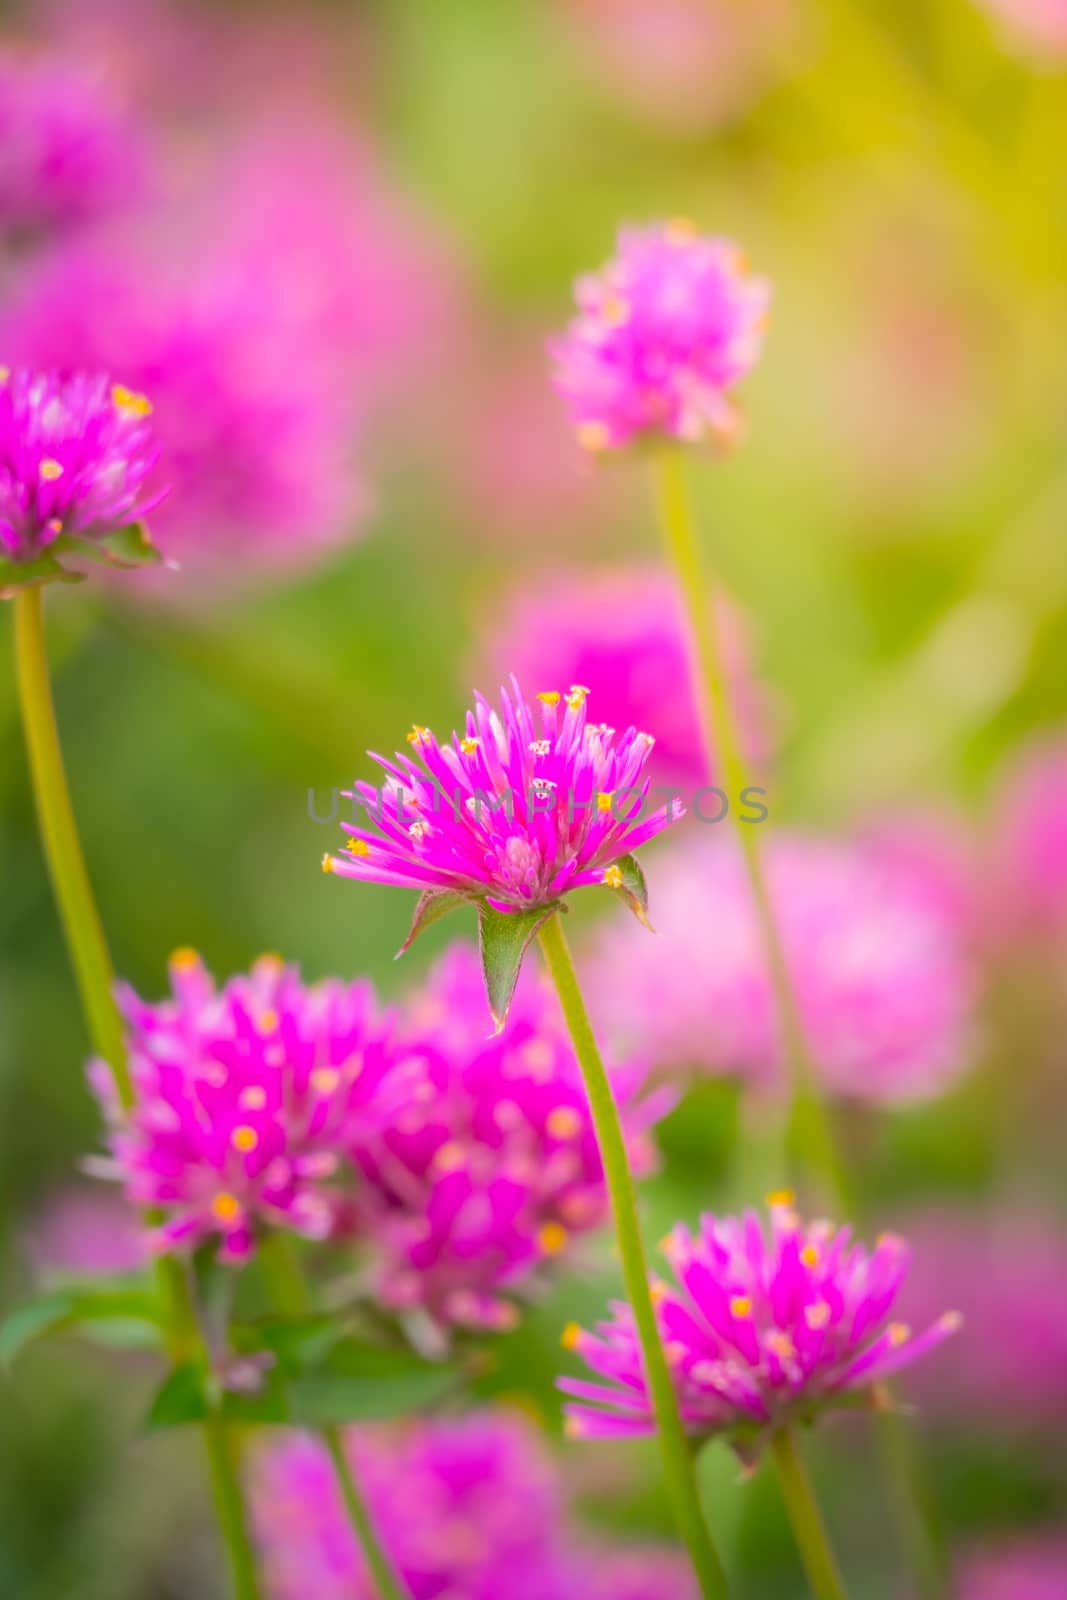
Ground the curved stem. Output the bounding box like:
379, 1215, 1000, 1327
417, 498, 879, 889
259, 1234, 412, 1600
13, 585, 263, 1600
770, 1428, 848, 1600
538, 910, 730, 1600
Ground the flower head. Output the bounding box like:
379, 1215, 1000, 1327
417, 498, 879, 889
0, 370, 163, 591
552, 221, 770, 454
328, 677, 681, 913
957, 1537, 1067, 1599
89, 951, 413, 1261
586, 831, 975, 1104
560, 1199, 960, 1453
975, 0, 1067, 59
482, 564, 775, 790
353, 943, 668, 1334
0, 51, 147, 244
987, 733, 1067, 944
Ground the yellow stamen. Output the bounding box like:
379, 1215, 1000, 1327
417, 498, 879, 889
212, 1192, 241, 1223
730, 1295, 753, 1319
345, 837, 370, 856
805, 1303, 831, 1330
536, 691, 561, 706
576, 420, 610, 453
767, 1331, 796, 1359
232, 1125, 258, 1154
766, 1189, 795, 1209
39, 458, 63, 481
460, 736, 480, 754
940, 1311, 964, 1333
561, 1321, 583, 1351
538, 1222, 568, 1256
321, 853, 335, 874
602, 865, 623, 889
888, 1323, 910, 1347
406, 724, 432, 745
563, 1415, 585, 1439
666, 217, 697, 244
601, 292, 629, 327
650, 1279, 668, 1304
546, 1106, 582, 1140
112, 383, 153, 418
801, 1245, 819, 1268
310, 1067, 341, 1095
240, 1086, 267, 1111
170, 946, 200, 969
0, 366, 9, 383
254, 952, 284, 973
434, 1141, 467, 1173
259, 1010, 279, 1033
596, 791, 615, 812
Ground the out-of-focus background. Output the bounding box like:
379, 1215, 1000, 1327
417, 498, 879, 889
2, 1, 1067, 1595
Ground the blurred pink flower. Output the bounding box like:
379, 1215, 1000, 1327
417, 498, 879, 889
481, 564, 775, 789
252, 1411, 696, 1600
957, 1538, 1067, 1598
975, 0, 1067, 58
585, 830, 975, 1103
562, 0, 797, 135
89, 951, 415, 1262
896, 1209, 1067, 1432
0, 49, 148, 244
561, 1197, 959, 1451
552, 221, 770, 454
987, 733, 1067, 943
353, 942, 668, 1334
25, 1186, 145, 1278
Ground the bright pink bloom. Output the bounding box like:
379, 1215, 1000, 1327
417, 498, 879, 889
252, 1411, 696, 1600
89, 952, 414, 1262
957, 1538, 1067, 1598
0, 51, 147, 242
325, 678, 682, 913
987, 734, 1067, 943
1, 235, 362, 590
482, 564, 775, 789
0, 369, 162, 576
560, 1198, 960, 1450
897, 1209, 1067, 1434
552, 221, 770, 453
975, 0, 1067, 58
586, 830, 975, 1104
353, 944, 668, 1333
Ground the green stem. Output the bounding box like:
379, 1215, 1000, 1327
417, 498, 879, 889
259, 1234, 412, 1600
770, 1428, 848, 1600
537, 911, 730, 1600
13, 585, 263, 1600
650, 451, 847, 1210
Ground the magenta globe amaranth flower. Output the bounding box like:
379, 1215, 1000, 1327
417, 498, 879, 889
552, 220, 770, 453
957, 1538, 1067, 1599
0, 370, 163, 594
482, 564, 775, 791
89, 951, 413, 1261
324, 678, 683, 1026
560, 1196, 960, 1454
353, 943, 669, 1334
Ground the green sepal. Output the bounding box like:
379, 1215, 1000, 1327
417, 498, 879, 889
605, 852, 653, 930
52, 521, 163, 572
396, 889, 472, 958
0, 551, 84, 600
478, 901, 561, 1033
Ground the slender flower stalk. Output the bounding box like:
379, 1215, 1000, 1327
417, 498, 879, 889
537, 910, 729, 1600
13, 584, 262, 1600
769, 1428, 848, 1600
650, 450, 846, 1206
258, 1233, 412, 1600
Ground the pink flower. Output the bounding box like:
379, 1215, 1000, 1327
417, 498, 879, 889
585, 830, 975, 1104
0, 370, 163, 588
896, 1209, 1067, 1434
481, 564, 775, 790
560, 1197, 960, 1451
0, 50, 147, 243
552, 221, 770, 453
353, 943, 669, 1333
1, 234, 363, 591
987, 734, 1067, 943
252, 1411, 697, 1600
25, 1186, 145, 1278
325, 678, 682, 914
88, 951, 414, 1262
975, 0, 1067, 58
957, 1538, 1067, 1599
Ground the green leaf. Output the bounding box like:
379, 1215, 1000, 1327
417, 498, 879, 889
478, 901, 561, 1033
291, 1339, 455, 1426
605, 852, 653, 931
396, 889, 472, 958
53, 521, 163, 572
0, 1286, 163, 1370
144, 1361, 209, 1431
0, 552, 83, 599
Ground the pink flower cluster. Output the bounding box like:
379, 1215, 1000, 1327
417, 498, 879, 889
552, 221, 770, 453
987, 733, 1067, 944
956, 1538, 1067, 1599
89, 951, 415, 1261
326, 678, 682, 914
0, 370, 162, 573
561, 1197, 960, 1451
252, 1410, 696, 1600
586, 830, 975, 1104
482, 564, 775, 790
353, 945, 666, 1332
